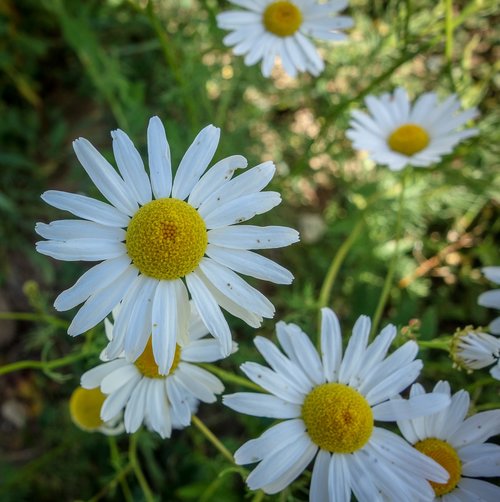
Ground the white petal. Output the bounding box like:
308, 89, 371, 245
482, 266, 500, 285
460, 442, 500, 477
310, 449, 331, 502
151, 280, 182, 375
67, 266, 138, 336
41, 190, 129, 227
478, 289, 500, 309
223, 392, 301, 419
124, 378, 148, 432
166, 376, 192, 426
73, 138, 137, 216
35, 220, 125, 241
172, 125, 220, 201
181, 339, 234, 363
36, 239, 126, 261
54, 256, 131, 311
339, 315, 370, 385
199, 257, 275, 318
206, 245, 294, 284
147, 116, 172, 199
186, 271, 232, 356
207, 225, 299, 249
148, 379, 172, 438
320, 308, 343, 382
456, 477, 500, 501
328, 454, 351, 502
80, 359, 128, 388
101, 364, 139, 394
175, 363, 223, 402
451, 410, 500, 448
188, 155, 248, 208
111, 129, 152, 205
197, 161, 275, 217
372, 392, 450, 421
203, 192, 281, 229
100, 374, 141, 421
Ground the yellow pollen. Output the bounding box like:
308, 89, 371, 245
263, 1, 302, 37
415, 438, 462, 496
69, 387, 106, 431
387, 123, 430, 156
126, 198, 207, 280
134, 337, 182, 378
302, 383, 373, 453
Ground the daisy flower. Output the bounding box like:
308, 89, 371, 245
216, 0, 353, 78
478, 266, 500, 334
397, 381, 500, 500
36, 116, 298, 373
451, 327, 500, 380
223, 308, 451, 500
81, 304, 234, 438
69, 386, 123, 435
346, 87, 478, 171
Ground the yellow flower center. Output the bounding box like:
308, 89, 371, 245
126, 198, 207, 280
134, 337, 182, 378
69, 387, 106, 431
415, 438, 462, 496
387, 124, 430, 156
302, 383, 373, 453
263, 1, 303, 37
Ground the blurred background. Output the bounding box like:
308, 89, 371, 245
0, 0, 498, 500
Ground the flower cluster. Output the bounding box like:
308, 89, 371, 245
31, 1, 496, 500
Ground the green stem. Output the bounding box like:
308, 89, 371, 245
370, 171, 408, 338
129, 433, 155, 502
87, 464, 133, 502
192, 415, 234, 464
108, 436, 133, 502
145, 0, 199, 131
0, 349, 98, 377
417, 338, 452, 351
252, 491, 266, 502
445, 0, 454, 62
317, 217, 365, 334
199, 363, 263, 391
0, 311, 68, 329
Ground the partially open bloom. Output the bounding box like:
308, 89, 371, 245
36, 116, 298, 373
397, 381, 500, 500
451, 326, 500, 380
69, 386, 123, 435
217, 0, 353, 78
224, 308, 450, 500
478, 266, 500, 334
347, 87, 478, 171
81, 304, 234, 438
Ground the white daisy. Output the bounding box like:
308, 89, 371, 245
223, 308, 451, 500
36, 116, 298, 373
452, 327, 500, 380
346, 87, 478, 171
69, 386, 123, 435
216, 0, 353, 78
478, 266, 500, 334
80, 304, 234, 438
397, 381, 500, 501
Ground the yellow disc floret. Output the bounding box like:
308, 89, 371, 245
387, 123, 430, 156
69, 387, 106, 431
134, 337, 182, 378
415, 438, 461, 496
126, 198, 207, 280
302, 383, 373, 453
263, 1, 303, 37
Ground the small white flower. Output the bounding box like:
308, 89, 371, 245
217, 0, 353, 78
478, 266, 500, 334
36, 116, 298, 373
452, 327, 500, 380
69, 386, 124, 435
346, 87, 478, 171
80, 305, 235, 438
397, 381, 500, 500
223, 308, 451, 500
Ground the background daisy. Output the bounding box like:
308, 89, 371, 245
217, 0, 353, 78
346, 87, 478, 171
80, 304, 234, 438
224, 308, 450, 500
397, 381, 500, 500
478, 266, 500, 334
69, 386, 123, 435
36, 116, 298, 373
